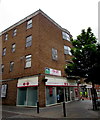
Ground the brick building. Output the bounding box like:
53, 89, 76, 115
0, 10, 79, 107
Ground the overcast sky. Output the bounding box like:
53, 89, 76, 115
0, 0, 99, 39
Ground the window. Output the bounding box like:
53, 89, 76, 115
52, 48, 58, 60
10, 61, 14, 72
13, 29, 17, 36
26, 35, 32, 47
4, 34, 8, 40
25, 55, 32, 68
12, 43, 16, 52
64, 46, 72, 55
2, 48, 6, 56
1, 84, 7, 98
27, 19, 32, 29
62, 32, 70, 41
1, 64, 4, 73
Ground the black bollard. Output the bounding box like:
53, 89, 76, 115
37, 101, 39, 113
63, 101, 66, 117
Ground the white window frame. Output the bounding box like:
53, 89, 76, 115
25, 55, 32, 68
1, 64, 4, 73
26, 35, 32, 47
2, 48, 6, 56
5, 34, 8, 40
62, 32, 70, 41
52, 48, 58, 60
13, 29, 17, 36
12, 43, 16, 52
27, 19, 32, 29
64, 45, 72, 55
10, 61, 14, 72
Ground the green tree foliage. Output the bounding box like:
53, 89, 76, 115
65, 27, 100, 85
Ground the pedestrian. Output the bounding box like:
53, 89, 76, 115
57, 94, 60, 103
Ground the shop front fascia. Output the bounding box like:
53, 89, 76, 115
17, 76, 38, 107
45, 75, 78, 106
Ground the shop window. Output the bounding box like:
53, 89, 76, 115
10, 61, 14, 72
25, 55, 32, 68
52, 48, 58, 60
2, 48, 6, 56
64, 45, 72, 55
17, 87, 37, 106
49, 87, 53, 96
11, 43, 16, 52
26, 35, 32, 47
62, 32, 70, 41
27, 19, 32, 29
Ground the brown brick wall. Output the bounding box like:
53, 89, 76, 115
2, 14, 40, 79
38, 13, 72, 76
2, 13, 72, 80
2, 80, 17, 105
38, 75, 46, 107
0, 36, 2, 80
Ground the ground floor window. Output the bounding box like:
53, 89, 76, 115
46, 87, 57, 105
17, 87, 37, 106
46, 86, 77, 105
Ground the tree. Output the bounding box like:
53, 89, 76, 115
65, 27, 100, 110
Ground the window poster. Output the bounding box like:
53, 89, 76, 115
1, 84, 7, 98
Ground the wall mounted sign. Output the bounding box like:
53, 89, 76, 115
1, 84, 7, 98
45, 76, 68, 86
17, 76, 38, 88
45, 76, 77, 87
45, 68, 61, 76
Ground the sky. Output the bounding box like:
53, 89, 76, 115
0, 0, 99, 39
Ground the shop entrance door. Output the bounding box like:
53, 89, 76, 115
57, 87, 64, 102
17, 87, 37, 106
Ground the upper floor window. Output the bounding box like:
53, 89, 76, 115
10, 61, 14, 72
62, 32, 70, 41
52, 48, 58, 60
12, 43, 16, 52
2, 48, 6, 56
27, 19, 32, 29
13, 29, 17, 36
26, 35, 32, 47
4, 34, 8, 40
64, 45, 72, 55
25, 55, 32, 68
1, 64, 4, 73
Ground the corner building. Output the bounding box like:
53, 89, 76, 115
1, 10, 78, 107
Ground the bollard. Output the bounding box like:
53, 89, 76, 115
63, 101, 66, 117
37, 101, 39, 113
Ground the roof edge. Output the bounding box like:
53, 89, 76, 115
1, 9, 71, 35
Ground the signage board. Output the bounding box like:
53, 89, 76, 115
1, 84, 7, 98
45, 68, 61, 76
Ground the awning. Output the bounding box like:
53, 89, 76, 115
17, 76, 38, 88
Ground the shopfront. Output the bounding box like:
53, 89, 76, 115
17, 76, 38, 107
45, 75, 78, 106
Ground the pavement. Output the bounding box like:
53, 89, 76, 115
1, 100, 100, 120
